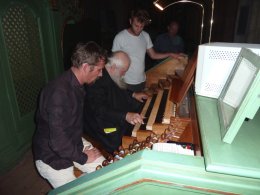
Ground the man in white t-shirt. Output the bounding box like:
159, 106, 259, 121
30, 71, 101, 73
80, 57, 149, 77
112, 9, 182, 92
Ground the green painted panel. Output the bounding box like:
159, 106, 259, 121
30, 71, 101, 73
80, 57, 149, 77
196, 95, 260, 179
0, 0, 62, 173
49, 150, 260, 195
2, 4, 46, 117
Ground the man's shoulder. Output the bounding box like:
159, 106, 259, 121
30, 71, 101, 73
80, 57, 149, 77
44, 71, 72, 92
176, 35, 184, 41
157, 33, 168, 39
115, 29, 128, 38
141, 30, 150, 37
53, 70, 71, 84
112, 29, 129, 50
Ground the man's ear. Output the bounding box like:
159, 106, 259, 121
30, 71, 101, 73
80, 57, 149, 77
82, 63, 89, 72
110, 63, 117, 72
129, 18, 132, 25
81, 63, 91, 74
112, 63, 117, 69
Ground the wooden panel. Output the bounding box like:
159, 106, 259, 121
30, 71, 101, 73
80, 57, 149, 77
162, 85, 175, 123
145, 57, 187, 87
132, 96, 152, 137
170, 50, 197, 103
146, 89, 164, 130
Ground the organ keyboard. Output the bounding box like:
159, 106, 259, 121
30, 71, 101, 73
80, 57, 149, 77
123, 51, 202, 156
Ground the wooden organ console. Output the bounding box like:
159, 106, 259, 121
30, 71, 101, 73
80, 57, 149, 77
122, 52, 202, 156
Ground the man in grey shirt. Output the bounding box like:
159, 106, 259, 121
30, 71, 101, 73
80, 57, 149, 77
112, 9, 182, 92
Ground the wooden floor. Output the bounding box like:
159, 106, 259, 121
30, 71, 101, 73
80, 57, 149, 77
0, 149, 52, 195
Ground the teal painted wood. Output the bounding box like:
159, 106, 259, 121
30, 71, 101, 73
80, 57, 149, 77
49, 149, 260, 195
196, 95, 260, 179
0, 0, 62, 173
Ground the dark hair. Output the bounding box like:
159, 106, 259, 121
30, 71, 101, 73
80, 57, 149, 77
71, 41, 107, 68
130, 9, 151, 25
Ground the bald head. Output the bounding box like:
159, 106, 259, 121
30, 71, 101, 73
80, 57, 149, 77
107, 51, 130, 70
106, 51, 130, 89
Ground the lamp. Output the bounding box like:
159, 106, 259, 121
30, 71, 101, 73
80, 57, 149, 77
153, 0, 214, 43
154, 0, 203, 11
153, 1, 164, 10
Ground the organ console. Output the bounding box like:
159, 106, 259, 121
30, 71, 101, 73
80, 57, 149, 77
122, 51, 202, 156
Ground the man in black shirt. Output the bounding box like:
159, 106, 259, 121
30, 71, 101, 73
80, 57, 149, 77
33, 42, 107, 188
84, 51, 148, 153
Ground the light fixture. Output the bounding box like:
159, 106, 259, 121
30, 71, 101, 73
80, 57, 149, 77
154, 0, 196, 11
209, 0, 214, 43
153, 1, 164, 11
153, 0, 214, 43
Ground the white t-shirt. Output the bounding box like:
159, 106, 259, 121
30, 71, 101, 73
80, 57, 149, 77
112, 29, 153, 84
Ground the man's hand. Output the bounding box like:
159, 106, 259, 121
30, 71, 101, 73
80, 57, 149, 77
132, 92, 148, 102
83, 148, 102, 163
126, 112, 144, 125
169, 53, 187, 60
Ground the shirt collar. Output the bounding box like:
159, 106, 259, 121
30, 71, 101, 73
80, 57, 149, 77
69, 69, 84, 89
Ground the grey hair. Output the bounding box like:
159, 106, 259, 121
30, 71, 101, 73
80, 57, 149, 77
107, 56, 124, 68
106, 51, 129, 68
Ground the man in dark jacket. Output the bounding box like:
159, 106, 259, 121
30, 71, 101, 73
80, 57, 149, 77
84, 51, 148, 153
33, 42, 107, 188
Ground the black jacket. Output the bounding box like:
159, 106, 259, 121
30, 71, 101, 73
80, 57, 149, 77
33, 70, 87, 170
84, 68, 141, 153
